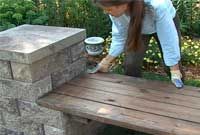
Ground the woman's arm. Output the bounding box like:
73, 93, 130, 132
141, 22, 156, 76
96, 15, 128, 73
155, 5, 180, 67
108, 15, 128, 57
154, 2, 184, 88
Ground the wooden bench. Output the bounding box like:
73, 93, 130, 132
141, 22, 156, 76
37, 73, 200, 135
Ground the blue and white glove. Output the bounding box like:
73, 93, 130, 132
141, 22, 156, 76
170, 70, 184, 89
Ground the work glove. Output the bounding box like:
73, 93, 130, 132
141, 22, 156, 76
170, 70, 184, 89
87, 55, 116, 74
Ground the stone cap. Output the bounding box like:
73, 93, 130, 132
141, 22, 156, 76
0, 24, 86, 64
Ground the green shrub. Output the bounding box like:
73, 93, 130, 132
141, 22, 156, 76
173, 0, 200, 36
181, 36, 200, 66
43, 0, 111, 38
0, 0, 48, 31
143, 38, 161, 70
64, 0, 111, 38
1, 0, 199, 37
42, 0, 65, 26
143, 37, 200, 69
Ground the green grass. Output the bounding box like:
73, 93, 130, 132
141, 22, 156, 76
184, 79, 200, 87
142, 72, 170, 82
143, 72, 200, 87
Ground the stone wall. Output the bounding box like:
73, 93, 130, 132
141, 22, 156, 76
0, 25, 87, 135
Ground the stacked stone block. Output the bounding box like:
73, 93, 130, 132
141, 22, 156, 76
0, 25, 86, 135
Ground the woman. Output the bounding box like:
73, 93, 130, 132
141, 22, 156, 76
91, 0, 184, 88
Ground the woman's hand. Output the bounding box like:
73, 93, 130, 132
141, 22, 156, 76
87, 55, 116, 74
98, 55, 116, 72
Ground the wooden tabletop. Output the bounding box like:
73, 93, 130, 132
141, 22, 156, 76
37, 73, 200, 135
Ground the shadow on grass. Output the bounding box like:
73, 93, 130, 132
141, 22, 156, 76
98, 124, 151, 135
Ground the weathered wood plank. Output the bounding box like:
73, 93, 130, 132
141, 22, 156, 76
37, 93, 200, 135
68, 78, 200, 109
84, 73, 200, 97
54, 84, 200, 123
86, 73, 200, 91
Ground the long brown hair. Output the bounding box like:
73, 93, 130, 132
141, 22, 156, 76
93, 0, 145, 51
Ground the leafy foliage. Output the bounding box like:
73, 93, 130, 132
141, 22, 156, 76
0, 0, 48, 31
181, 36, 200, 66
42, 0, 111, 38
1, 0, 199, 37
173, 0, 200, 36
64, 0, 111, 38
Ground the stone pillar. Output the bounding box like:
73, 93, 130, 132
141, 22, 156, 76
0, 25, 86, 135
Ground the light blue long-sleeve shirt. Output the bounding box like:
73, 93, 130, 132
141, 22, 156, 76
108, 0, 180, 66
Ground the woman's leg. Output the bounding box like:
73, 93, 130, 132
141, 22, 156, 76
153, 14, 185, 80
124, 35, 151, 77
